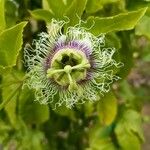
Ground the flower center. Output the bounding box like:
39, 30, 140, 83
47, 48, 91, 91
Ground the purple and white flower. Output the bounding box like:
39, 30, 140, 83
24, 19, 123, 108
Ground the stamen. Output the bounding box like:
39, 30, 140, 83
71, 62, 90, 70
47, 68, 64, 78
67, 73, 78, 91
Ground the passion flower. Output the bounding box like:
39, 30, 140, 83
24, 19, 123, 108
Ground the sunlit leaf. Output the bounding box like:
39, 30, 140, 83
42, 0, 50, 10
97, 91, 117, 125
0, 22, 27, 68
82, 7, 147, 35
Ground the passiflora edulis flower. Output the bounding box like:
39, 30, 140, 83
24, 19, 123, 108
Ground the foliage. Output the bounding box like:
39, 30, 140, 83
0, 0, 150, 149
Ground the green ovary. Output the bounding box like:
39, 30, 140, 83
47, 48, 91, 91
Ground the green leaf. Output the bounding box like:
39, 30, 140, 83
119, 80, 135, 101
105, 32, 121, 49
53, 105, 76, 121
117, 31, 133, 79
42, 0, 87, 26
0, 66, 11, 75
86, 0, 103, 14
126, 0, 150, 10
28, 130, 46, 150
0, 120, 11, 143
24, 103, 50, 124
84, 102, 94, 117
97, 91, 117, 125
44, 0, 72, 18
1, 69, 49, 126
1, 69, 24, 128
87, 124, 116, 150
65, 0, 87, 26
30, 9, 54, 23
0, 0, 6, 33
101, 0, 119, 4
104, 33, 122, 75
0, 22, 27, 68
116, 131, 141, 150
87, 138, 116, 150
135, 15, 150, 40
5, 0, 19, 28
19, 87, 50, 125
82, 7, 147, 35
14, 129, 47, 150
42, 0, 50, 10
85, 0, 119, 14
115, 109, 144, 150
